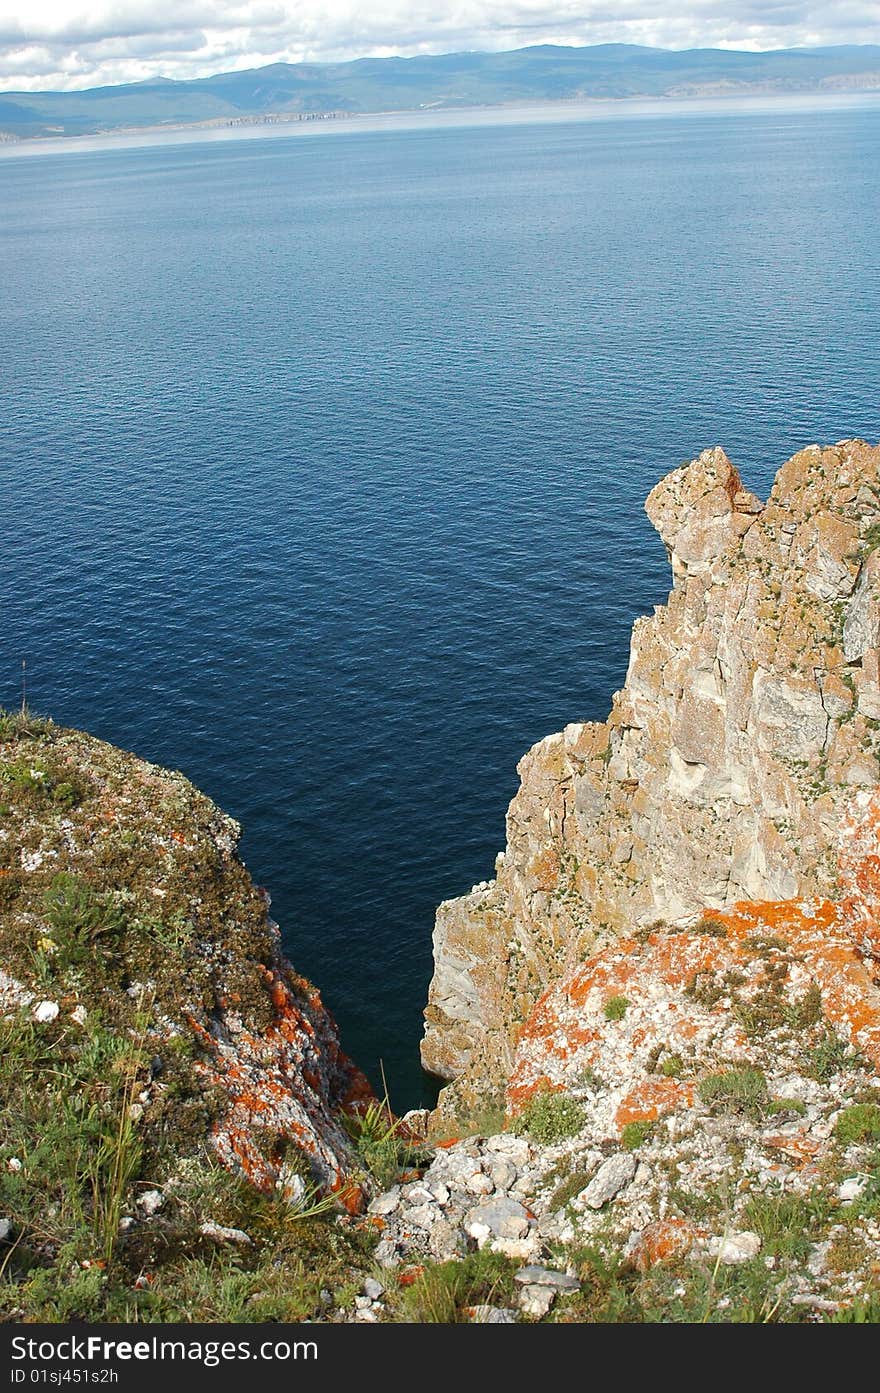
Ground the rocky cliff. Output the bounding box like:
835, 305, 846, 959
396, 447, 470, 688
0, 718, 372, 1206
422, 439, 880, 1125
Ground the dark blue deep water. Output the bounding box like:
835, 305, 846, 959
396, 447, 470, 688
2, 101, 879, 1106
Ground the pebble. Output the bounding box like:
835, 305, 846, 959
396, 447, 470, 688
407, 1204, 439, 1230
470, 1305, 517, 1323
368, 1187, 400, 1216
838, 1177, 868, 1203
466, 1172, 494, 1196
33, 1001, 59, 1024
137, 1189, 164, 1217
513, 1265, 580, 1291
400, 1183, 434, 1205
488, 1158, 517, 1191
0, 1218, 11, 1241
199, 1222, 252, 1245
465, 1197, 531, 1242
374, 1239, 399, 1268
579, 1153, 637, 1210
489, 1235, 542, 1261
363, 1277, 385, 1301
518, 1284, 556, 1318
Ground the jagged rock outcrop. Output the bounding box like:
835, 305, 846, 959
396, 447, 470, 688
423, 440, 880, 1124
0, 719, 372, 1204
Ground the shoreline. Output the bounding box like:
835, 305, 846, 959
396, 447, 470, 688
3, 87, 880, 160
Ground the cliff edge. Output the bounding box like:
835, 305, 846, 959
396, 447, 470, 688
423, 439, 880, 1124
0, 719, 372, 1206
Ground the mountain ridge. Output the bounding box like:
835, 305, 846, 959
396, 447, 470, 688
4, 41, 880, 140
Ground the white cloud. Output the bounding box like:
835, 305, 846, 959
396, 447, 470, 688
1, 0, 878, 91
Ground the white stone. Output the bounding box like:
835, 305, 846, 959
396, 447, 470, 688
518, 1284, 556, 1318
368, 1187, 400, 1216
470, 1305, 517, 1323
401, 1183, 434, 1205
513, 1265, 580, 1291
707, 1231, 762, 1264
466, 1171, 494, 1196
0, 1219, 11, 1241
6, 1158, 22, 1173
70, 1004, 87, 1025
406, 1204, 439, 1230
488, 1158, 517, 1191
465, 1196, 531, 1241
838, 1177, 868, 1203
466, 1221, 492, 1248
33, 1001, 59, 1023
489, 1234, 542, 1262
578, 1153, 637, 1210
199, 1222, 252, 1245
138, 1189, 164, 1217
485, 1135, 531, 1166
363, 1277, 384, 1301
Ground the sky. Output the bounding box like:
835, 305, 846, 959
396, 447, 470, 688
1, 1, 879, 92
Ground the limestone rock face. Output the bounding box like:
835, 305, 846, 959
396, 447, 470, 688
0, 721, 371, 1202
422, 440, 880, 1123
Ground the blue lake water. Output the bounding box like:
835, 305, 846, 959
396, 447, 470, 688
2, 99, 879, 1107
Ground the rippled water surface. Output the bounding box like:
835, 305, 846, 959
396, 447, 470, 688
3, 101, 879, 1104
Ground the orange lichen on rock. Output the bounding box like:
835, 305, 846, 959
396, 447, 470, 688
615, 1078, 695, 1129
627, 1219, 705, 1272
196, 963, 374, 1200
507, 789, 880, 1135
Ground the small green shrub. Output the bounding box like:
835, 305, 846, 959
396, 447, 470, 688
43, 874, 127, 967
661, 1054, 683, 1078
603, 996, 630, 1023
341, 1098, 419, 1190
620, 1120, 654, 1151
549, 1168, 594, 1212
835, 1104, 880, 1145
807, 1030, 866, 1082
698, 1067, 769, 1120
513, 1089, 584, 1145
0, 706, 55, 743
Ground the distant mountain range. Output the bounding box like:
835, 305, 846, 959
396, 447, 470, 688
3, 42, 880, 141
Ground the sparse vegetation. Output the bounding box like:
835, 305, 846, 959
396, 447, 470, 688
391, 1249, 515, 1322
698, 1066, 770, 1120
513, 1089, 585, 1145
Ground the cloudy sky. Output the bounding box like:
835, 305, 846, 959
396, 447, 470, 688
1, 1, 878, 92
